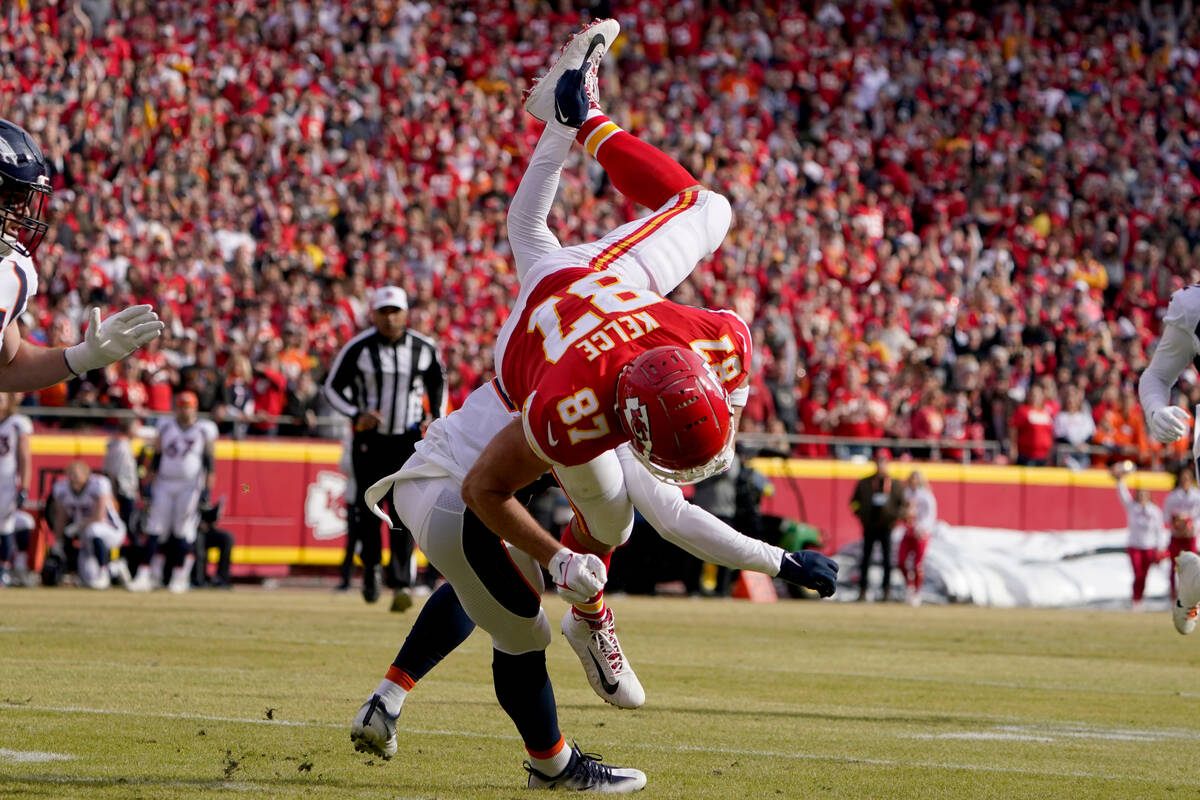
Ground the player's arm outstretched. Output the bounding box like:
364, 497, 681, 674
616, 445, 838, 597
1139, 322, 1196, 443
461, 418, 606, 603
0, 306, 163, 393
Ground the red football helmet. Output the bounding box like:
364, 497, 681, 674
615, 346, 735, 486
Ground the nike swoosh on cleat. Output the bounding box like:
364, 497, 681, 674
580, 33, 606, 68
588, 650, 621, 695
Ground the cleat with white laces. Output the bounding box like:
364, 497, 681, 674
525, 743, 646, 792
1173, 552, 1200, 635
523, 19, 619, 125
561, 608, 645, 709
351, 694, 399, 759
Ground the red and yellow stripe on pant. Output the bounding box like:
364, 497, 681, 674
588, 189, 699, 271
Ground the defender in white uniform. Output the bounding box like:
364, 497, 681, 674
0, 119, 164, 395
51, 461, 126, 590
131, 392, 217, 593
1138, 284, 1200, 633
0, 392, 33, 585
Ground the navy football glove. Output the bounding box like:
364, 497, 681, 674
777, 550, 839, 597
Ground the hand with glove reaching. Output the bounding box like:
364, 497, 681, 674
64, 306, 165, 377
1148, 406, 1192, 444
777, 550, 839, 598
548, 547, 607, 604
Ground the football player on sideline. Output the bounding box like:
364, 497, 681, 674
0, 120, 163, 392
1138, 283, 1200, 634
128, 391, 218, 593
0, 392, 34, 585
352, 20, 836, 793
50, 460, 128, 589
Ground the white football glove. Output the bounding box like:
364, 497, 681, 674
64, 306, 165, 376
1148, 406, 1192, 444
548, 547, 606, 604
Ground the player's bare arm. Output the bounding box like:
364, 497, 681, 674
0, 306, 164, 393
50, 492, 65, 539
16, 420, 29, 498
461, 419, 563, 566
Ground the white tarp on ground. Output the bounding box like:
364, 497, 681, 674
834, 525, 1174, 608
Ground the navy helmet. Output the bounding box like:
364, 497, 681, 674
0, 119, 50, 256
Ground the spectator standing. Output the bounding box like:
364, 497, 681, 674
1052, 385, 1096, 470
1163, 466, 1200, 600
850, 448, 907, 601
898, 470, 937, 606
1113, 462, 1165, 610
1009, 384, 1055, 466
323, 286, 447, 609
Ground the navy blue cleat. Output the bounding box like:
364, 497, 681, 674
525, 744, 646, 793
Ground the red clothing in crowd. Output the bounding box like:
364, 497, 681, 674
1011, 403, 1055, 463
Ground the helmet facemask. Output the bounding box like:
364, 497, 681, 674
0, 175, 49, 256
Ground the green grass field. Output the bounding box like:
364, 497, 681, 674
2, 588, 1199, 799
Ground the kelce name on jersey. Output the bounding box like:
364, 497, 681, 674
574, 311, 660, 362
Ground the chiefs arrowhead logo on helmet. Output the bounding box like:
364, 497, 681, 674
615, 346, 735, 485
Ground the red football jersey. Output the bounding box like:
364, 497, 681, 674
496, 267, 750, 466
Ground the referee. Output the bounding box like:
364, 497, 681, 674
323, 286, 447, 608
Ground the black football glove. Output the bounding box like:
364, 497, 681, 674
15, 489, 26, 509
777, 550, 839, 598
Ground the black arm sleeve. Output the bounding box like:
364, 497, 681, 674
323, 338, 364, 418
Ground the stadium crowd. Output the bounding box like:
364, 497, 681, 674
3, 0, 1200, 468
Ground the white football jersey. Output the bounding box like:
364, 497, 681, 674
414, 379, 519, 484
52, 473, 116, 526
1162, 285, 1200, 353
1164, 487, 1200, 525
0, 245, 36, 338
155, 417, 219, 482
0, 412, 31, 486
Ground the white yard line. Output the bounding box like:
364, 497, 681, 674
0, 702, 1186, 784
0, 748, 73, 763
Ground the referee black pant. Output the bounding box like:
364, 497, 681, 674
344, 429, 420, 591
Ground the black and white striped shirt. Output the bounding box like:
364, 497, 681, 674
323, 328, 447, 436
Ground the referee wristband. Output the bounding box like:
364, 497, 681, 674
63, 349, 81, 378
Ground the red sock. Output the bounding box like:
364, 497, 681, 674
576, 113, 697, 209
560, 522, 612, 570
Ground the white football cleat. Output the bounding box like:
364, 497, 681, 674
109, 558, 132, 588
125, 566, 156, 593
562, 608, 645, 709
525, 744, 646, 792
523, 19, 619, 124
1174, 552, 1200, 635
167, 566, 191, 594
351, 694, 399, 759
